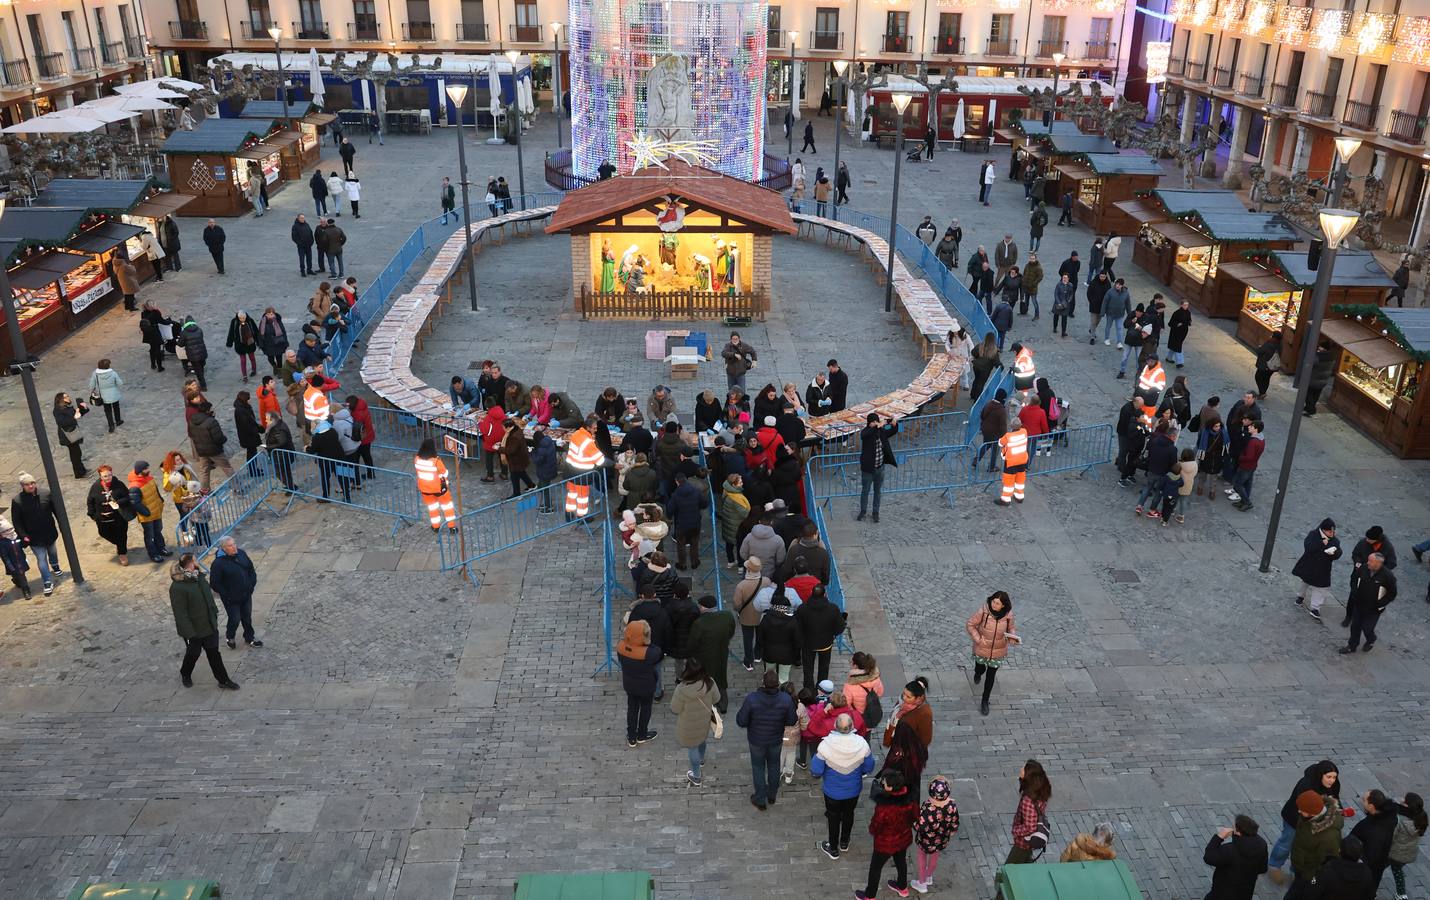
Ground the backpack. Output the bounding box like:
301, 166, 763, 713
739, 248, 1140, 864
863, 689, 884, 728
349, 419, 364, 443
1028, 813, 1052, 858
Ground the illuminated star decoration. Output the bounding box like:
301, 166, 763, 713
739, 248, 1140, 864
626, 132, 719, 171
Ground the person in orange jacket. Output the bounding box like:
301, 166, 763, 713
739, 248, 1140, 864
998, 422, 1030, 506
414, 438, 457, 530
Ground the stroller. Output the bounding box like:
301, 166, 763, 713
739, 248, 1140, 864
904, 143, 925, 164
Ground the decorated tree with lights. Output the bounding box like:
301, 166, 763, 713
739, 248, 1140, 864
1130, 101, 1219, 187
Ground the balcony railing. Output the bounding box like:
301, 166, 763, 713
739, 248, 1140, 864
1, 59, 32, 87
767, 29, 783, 49
1084, 40, 1114, 60
883, 33, 911, 52
70, 47, 96, 72
1237, 73, 1263, 98
1341, 99, 1379, 130
169, 19, 208, 40
35, 52, 66, 80
456, 22, 489, 41
1386, 108, 1428, 143
1035, 39, 1067, 58
1184, 60, 1207, 82
1167, 56, 1185, 75
294, 20, 331, 40
1302, 90, 1335, 118
125, 35, 146, 58
986, 38, 1017, 56
509, 24, 541, 42
101, 39, 126, 64
1269, 82, 1297, 108
348, 21, 381, 41
240, 20, 275, 40
1212, 65, 1234, 89
403, 21, 435, 41
932, 34, 964, 54
811, 30, 843, 50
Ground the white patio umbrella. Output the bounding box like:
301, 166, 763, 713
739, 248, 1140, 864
952, 98, 966, 139
69, 103, 141, 124
519, 75, 535, 115
486, 56, 503, 144
92, 94, 177, 112
790, 61, 802, 121
2, 113, 106, 134
114, 83, 187, 99
117, 76, 205, 94
308, 47, 325, 109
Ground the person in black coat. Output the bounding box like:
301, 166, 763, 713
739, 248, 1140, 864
1303, 836, 1377, 900
10, 475, 63, 591
858, 414, 898, 523
208, 536, 262, 647
770, 445, 805, 515
794, 584, 844, 690
694, 390, 723, 432
662, 583, 700, 670
1167, 299, 1192, 367
86, 466, 135, 564
1253, 332, 1283, 399
159, 216, 182, 271
264, 414, 296, 490
139, 305, 174, 371
1269, 760, 1341, 880
1203, 815, 1268, 900
757, 593, 801, 673
1348, 791, 1398, 890
617, 618, 664, 745
628, 589, 673, 665
1304, 341, 1337, 416
308, 170, 329, 216
1291, 518, 1342, 621
1341, 553, 1397, 654
825, 360, 849, 412
775, 408, 806, 448
291, 215, 316, 277
201, 219, 226, 274
233, 392, 264, 468
664, 473, 709, 570
338, 136, 356, 176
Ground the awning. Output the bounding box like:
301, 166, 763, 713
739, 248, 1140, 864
262, 131, 301, 150
1055, 162, 1097, 181
1217, 261, 1291, 294
1150, 220, 1210, 247
233, 144, 276, 160
1342, 335, 1414, 369
1114, 199, 1167, 224
130, 192, 196, 219
8, 251, 93, 290
68, 221, 146, 254
302, 112, 337, 126
1318, 318, 1382, 349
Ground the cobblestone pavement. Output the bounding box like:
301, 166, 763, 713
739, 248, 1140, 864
1, 117, 1429, 899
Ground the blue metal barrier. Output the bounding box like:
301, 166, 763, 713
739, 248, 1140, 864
364, 404, 483, 462
964, 367, 1014, 445
173, 458, 278, 560
694, 440, 729, 609
435, 468, 606, 575
806, 443, 974, 506
967, 422, 1115, 488
597, 513, 617, 675
269, 449, 422, 527
816, 408, 969, 453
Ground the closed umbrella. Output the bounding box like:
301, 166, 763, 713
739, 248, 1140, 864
790, 61, 801, 121
308, 48, 325, 109
519, 75, 535, 115
486, 56, 503, 144
2, 113, 105, 134
952, 98, 966, 148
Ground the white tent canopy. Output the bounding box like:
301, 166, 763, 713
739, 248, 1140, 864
1, 113, 106, 134
116, 76, 205, 95
93, 94, 177, 112
69, 103, 141, 124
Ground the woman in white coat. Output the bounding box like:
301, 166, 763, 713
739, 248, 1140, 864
325, 171, 345, 218
345, 176, 362, 218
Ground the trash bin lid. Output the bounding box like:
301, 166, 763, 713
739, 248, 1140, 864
995, 860, 1141, 900
67, 881, 221, 900
514, 871, 653, 900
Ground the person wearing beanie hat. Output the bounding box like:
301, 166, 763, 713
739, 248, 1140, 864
1288, 787, 1344, 890
757, 586, 801, 683
1350, 525, 1397, 574
1291, 518, 1342, 621
126, 460, 171, 565
911, 775, 960, 891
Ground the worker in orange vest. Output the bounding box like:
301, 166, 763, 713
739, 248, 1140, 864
1135, 353, 1167, 407
302, 373, 331, 429
997, 422, 1030, 506
563, 415, 606, 519
414, 438, 457, 531
1011, 342, 1036, 400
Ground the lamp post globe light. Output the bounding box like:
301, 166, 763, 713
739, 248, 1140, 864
0, 200, 86, 584
1047, 51, 1065, 127
884, 91, 913, 313
505, 50, 526, 209
831, 58, 848, 221
550, 22, 563, 149
444, 83, 481, 313
787, 31, 799, 159
1330, 136, 1362, 206
1258, 207, 1360, 572
268, 25, 290, 125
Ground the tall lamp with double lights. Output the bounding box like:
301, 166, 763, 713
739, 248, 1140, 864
505, 49, 527, 209
787, 31, 800, 158
267, 26, 290, 125
1257, 207, 1360, 572
444, 84, 481, 313
550, 22, 563, 149
831, 58, 849, 220
884, 91, 914, 313
0, 201, 85, 584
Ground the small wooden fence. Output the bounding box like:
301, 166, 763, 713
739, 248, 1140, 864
578, 284, 768, 320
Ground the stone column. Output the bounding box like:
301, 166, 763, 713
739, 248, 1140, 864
570, 234, 591, 309
753, 234, 773, 310
1179, 92, 1198, 147
1222, 107, 1253, 187
1260, 117, 1280, 169
1413, 165, 1430, 250
1290, 125, 1310, 175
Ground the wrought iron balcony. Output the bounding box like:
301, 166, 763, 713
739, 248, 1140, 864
169, 19, 208, 40
1084, 40, 1114, 60
241, 21, 275, 40
1341, 99, 1378, 130
0, 59, 32, 87
1168, 56, 1185, 76
70, 47, 96, 72
403, 21, 435, 41
101, 40, 126, 64
35, 52, 66, 80
456, 23, 489, 41
348, 21, 381, 41
1184, 60, 1207, 82
294, 21, 331, 40
1212, 66, 1234, 89
1237, 73, 1263, 98
811, 30, 843, 51
1035, 39, 1067, 58
1386, 108, 1428, 143
883, 33, 911, 53
1269, 82, 1298, 108
986, 38, 1017, 56
932, 34, 964, 54
125, 36, 146, 58
1302, 90, 1335, 119
509, 24, 541, 42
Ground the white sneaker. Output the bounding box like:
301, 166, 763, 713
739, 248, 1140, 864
910, 880, 928, 894
1104, 339, 1111, 346
1228, 493, 1241, 503
782, 773, 793, 785
1117, 342, 1124, 349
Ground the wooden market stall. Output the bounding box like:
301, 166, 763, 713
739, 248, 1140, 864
995, 118, 1083, 180
544, 159, 797, 319
1119, 189, 1300, 318
1319, 307, 1430, 459
1216, 249, 1395, 364
33, 178, 195, 283
234, 99, 335, 177
1053, 153, 1166, 233
162, 118, 287, 217
0, 208, 146, 368
1027, 132, 1121, 203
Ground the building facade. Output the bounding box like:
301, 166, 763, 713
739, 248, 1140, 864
0, 0, 151, 126
1164, 0, 1430, 243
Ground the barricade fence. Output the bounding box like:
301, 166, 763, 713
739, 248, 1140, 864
806, 443, 974, 502
695, 440, 728, 609
964, 367, 1015, 445
172, 455, 276, 560
815, 408, 969, 454
967, 422, 1115, 487
435, 468, 607, 573
365, 404, 484, 462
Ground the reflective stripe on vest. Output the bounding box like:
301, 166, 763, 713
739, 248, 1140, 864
303, 385, 330, 422
1138, 364, 1166, 392
414, 455, 445, 493
1000, 429, 1029, 466
565, 429, 604, 470
1014, 349, 1035, 378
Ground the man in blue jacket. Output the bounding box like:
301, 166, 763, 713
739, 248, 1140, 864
449, 375, 480, 416
530, 424, 559, 513
737, 670, 797, 810
665, 472, 710, 571
208, 536, 262, 649
812, 712, 876, 859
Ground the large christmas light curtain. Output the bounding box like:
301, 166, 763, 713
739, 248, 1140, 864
568, 0, 769, 181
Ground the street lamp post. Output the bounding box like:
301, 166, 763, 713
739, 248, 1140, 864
1046, 51, 1065, 127
1329, 135, 1361, 206
505, 49, 526, 210
0, 201, 85, 584
267, 25, 289, 125
445, 84, 481, 313
550, 22, 563, 149
884, 91, 913, 313
787, 31, 800, 159
1257, 207, 1360, 573
831, 58, 848, 221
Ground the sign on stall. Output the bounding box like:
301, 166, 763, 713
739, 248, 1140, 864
67, 279, 112, 314
443, 434, 469, 459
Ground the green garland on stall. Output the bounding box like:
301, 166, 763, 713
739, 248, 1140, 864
1330, 303, 1430, 362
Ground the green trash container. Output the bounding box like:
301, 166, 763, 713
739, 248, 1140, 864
514, 871, 654, 900
995, 860, 1142, 900
67, 881, 220, 900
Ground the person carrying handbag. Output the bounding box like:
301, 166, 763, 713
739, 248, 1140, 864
87, 359, 124, 432
670, 659, 719, 786
52, 392, 89, 479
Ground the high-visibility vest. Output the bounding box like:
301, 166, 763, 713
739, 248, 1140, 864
999, 428, 1030, 466
565, 428, 604, 471
565, 483, 591, 515
303, 384, 330, 423
1138, 363, 1167, 393
1014, 348, 1036, 379
414, 455, 447, 493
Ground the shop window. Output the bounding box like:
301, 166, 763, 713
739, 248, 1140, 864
1176, 243, 1219, 283
1242, 289, 1302, 333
